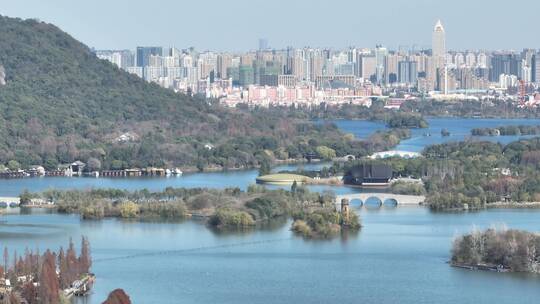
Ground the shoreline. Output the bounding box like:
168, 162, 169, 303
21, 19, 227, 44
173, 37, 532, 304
450, 262, 510, 273
488, 201, 540, 209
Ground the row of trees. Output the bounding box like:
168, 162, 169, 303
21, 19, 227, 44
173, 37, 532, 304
1, 237, 91, 303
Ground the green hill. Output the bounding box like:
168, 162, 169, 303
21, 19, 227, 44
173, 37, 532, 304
0, 15, 366, 171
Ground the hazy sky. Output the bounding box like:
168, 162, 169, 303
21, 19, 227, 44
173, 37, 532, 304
2, 0, 539, 51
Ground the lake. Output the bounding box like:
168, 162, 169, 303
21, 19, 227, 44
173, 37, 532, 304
1, 208, 539, 304
332, 117, 540, 152
1, 117, 540, 303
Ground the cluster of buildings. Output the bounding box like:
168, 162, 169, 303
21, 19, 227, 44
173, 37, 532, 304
0, 161, 184, 179
95, 20, 540, 108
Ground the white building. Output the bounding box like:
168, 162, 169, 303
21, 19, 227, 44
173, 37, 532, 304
499, 74, 518, 88
432, 20, 446, 63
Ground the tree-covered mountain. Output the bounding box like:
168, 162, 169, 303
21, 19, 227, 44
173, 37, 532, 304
0, 16, 388, 171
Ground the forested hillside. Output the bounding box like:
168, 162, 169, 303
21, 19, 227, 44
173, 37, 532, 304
0, 16, 379, 171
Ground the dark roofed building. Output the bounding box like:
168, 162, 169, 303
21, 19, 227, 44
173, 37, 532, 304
344, 164, 392, 186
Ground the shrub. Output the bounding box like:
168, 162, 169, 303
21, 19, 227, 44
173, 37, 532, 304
208, 208, 255, 228
119, 201, 139, 218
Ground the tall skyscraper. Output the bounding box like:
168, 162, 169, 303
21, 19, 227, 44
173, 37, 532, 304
432, 20, 446, 91
432, 20, 446, 60
375, 45, 388, 84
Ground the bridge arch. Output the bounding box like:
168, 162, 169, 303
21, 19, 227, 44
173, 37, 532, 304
350, 198, 363, 207
383, 198, 398, 206
364, 196, 383, 208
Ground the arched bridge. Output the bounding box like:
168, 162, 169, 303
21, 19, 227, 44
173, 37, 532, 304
335, 193, 425, 208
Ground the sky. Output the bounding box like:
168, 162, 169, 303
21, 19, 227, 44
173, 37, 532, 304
1, 0, 539, 52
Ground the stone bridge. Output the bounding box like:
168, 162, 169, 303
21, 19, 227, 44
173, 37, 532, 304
335, 193, 425, 208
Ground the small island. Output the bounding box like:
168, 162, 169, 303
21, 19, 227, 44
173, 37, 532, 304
451, 228, 540, 273
28, 186, 360, 240
386, 113, 429, 129
292, 199, 361, 239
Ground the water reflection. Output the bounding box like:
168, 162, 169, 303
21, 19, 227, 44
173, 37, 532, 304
364, 197, 383, 208
208, 217, 289, 237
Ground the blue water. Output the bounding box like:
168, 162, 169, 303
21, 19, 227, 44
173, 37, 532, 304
1, 208, 538, 304
332, 117, 540, 152
0, 163, 334, 197
1, 118, 540, 303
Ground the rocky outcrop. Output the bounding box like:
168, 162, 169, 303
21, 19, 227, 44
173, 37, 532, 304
102, 289, 131, 304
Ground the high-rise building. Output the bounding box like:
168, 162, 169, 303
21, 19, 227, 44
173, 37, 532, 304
347, 48, 357, 64
499, 74, 518, 88
490, 53, 521, 81
432, 20, 446, 60
431, 20, 446, 91
289, 49, 306, 81
136, 47, 163, 67
308, 49, 324, 81
465, 52, 476, 67
533, 53, 540, 84
217, 53, 233, 79
239, 65, 255, 87
454, 53, 464, 67
522, 65, 532, 83
361, 56, 377, 81
375, 45, 388, 84
477, 53, 488, 69
385, 53, 400, 84
398, 61, 418, 85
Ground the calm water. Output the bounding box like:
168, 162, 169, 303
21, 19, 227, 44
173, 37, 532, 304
0, 208, 538, 304
0, 162, 331, 197
333, 117, 540, 152
1, 118, 540, 303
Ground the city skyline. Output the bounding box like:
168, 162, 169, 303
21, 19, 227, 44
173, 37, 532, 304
95, 17, 539, 109
2, 0, 540, 51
